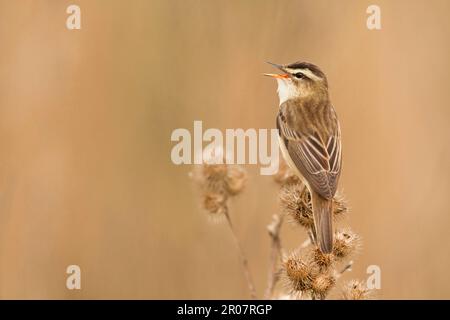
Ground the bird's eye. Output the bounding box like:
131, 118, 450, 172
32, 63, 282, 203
294, 72, 305, 79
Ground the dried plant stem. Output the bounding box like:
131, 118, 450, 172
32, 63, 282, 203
264, 213, 284, 299
336, 261, 354, 279
224, 208, 257, 299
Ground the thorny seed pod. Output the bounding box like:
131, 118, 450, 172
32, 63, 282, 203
332, 192, 348, 219
311, 272, 336, 299
311, 247, 335, 270
282, 252, 316, 292
193, 162, 246, 197
191, 148, 247, 218
225, 165, 247, 196
342, 280, 372, 300
279, 183, 349, 230
199, 163, 228, 194
202, 192, 228, 216
333, 229, 361, 260
279, 183, 313, 228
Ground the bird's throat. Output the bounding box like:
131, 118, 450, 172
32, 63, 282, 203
276, 79, 299, 106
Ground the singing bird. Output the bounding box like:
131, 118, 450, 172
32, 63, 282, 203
265, 61, 342, 254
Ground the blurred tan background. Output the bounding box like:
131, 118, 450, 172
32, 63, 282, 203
0, 0, 449, 299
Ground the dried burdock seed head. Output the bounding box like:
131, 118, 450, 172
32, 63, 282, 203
274, 159, 300, 186
311, 272, 336, 299
202, 192, 228, 216
279, 183, 348, 230
198, 163, 228, 194
281, 252, 316, 292
192, 162, 246, 197
332, 192, 348, 219
191, 149, 246, 220
311, 247, 335, 270
191, 148, 247, 219
333, 228, 361, 260
279, 183, 313, 229
225, 165, 247, 196
342, 280, 372, 300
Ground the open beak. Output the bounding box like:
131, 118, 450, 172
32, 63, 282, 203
263, 61, 289, 78
263, 73, 289, 79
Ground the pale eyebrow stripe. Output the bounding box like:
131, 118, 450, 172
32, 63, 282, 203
285, 68, 322, 81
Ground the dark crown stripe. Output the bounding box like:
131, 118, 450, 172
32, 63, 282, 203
286, 61, 325, 79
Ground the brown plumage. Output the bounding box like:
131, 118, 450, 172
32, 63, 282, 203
266, 61, 342, 253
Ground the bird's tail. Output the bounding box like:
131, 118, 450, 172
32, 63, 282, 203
311, 191, 333, 254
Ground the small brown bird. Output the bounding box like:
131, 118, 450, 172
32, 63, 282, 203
265, 61, 342, 253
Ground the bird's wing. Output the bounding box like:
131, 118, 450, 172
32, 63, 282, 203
276, 106, 342, 199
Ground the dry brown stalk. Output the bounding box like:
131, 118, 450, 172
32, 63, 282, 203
264, 213, 283, 299
223, 208, 257, 299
